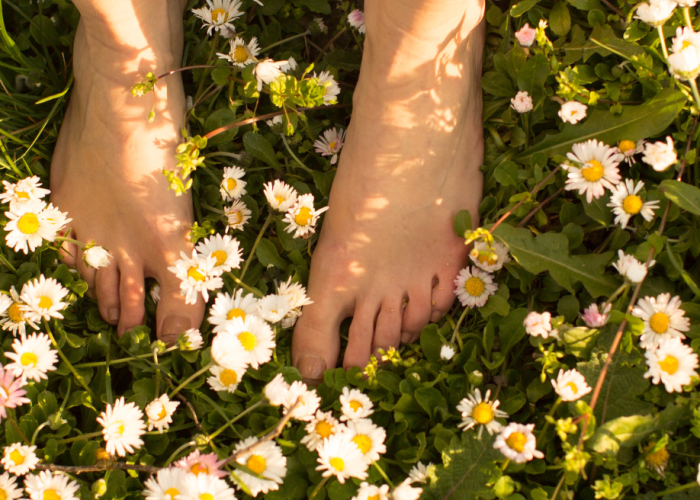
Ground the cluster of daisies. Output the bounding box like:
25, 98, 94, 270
453, 240, 510, 310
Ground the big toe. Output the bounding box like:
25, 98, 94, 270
156, 275, 206, 345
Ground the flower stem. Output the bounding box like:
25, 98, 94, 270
169, 362, 215, 398
163, 440, 196, 467
57, 431, 103, 445
537, 397, 562, 440
259, 30, 311, 53
209, 400, 266, 440
74, 347, 177, 368
281, 134, 313, 173
601, 283, 629, 311
450, 307, 470, 344
550, 473, 566, 500
309, 476, 330, 500
232, 275, 264, 297
684, 7, 693, 29
657, 26, 668, 60
655, 482, 699, 497
372, 461, 395, 488
54, 235, 85, 248
689, 78, 700, 110
500, 458, 510, 471
30, 422, 49, 446
239, 213, 273, 282
45, 322, 98, 402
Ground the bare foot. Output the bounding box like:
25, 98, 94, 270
50, 0, 204, 342
292, 0, 486, 383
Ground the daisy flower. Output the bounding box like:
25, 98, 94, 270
469, 241, 510, 272
1, 444, 38, 475
40, 203, 71, 234
0, 365, 30, 421
493, 423, 543, 463
642, 136, 677, 172
0, 472, 23, 500
562, 139, 622, 203
178, 328, 203, 351
283, 381, 321, 421
150, 284, 161, 304
453, 266, 498, 308
524, 311, 554, 338
635, 0, 677, 27
145, 394, 179, 432
301, 410, 343, 451
314, 128, 345, 165
0, 288, 28, 336
607, 179, 660, 229
456, 388, 508, 438
143, 467, 188, 500
644, 336, 699, 392
353, 483, 389, 500
581, 303, 611, 328
256, 294, 291, 323
175, 450, 227, 478
283, 194, 329, 239
233, 437, 287, 496
514, 23, 536, 47
168, 250, 224, 305
210, 331, 248, 372
218, 315, 275, 369
277, 277, 313, 309
196, 233, 242, 273
316, 433, 368, 484
310, 17, 328, 35
615, 139, 645, 165
97, 397, 146, 457
551, 369, 592, 401
280, 309, 301, 329
20, 275, 69, 324
633, 294, 691, 350
0, 176, 50, 209
264, 373, 290, 406
339, 387, 374, 421
344, 418, 387, 464
24, 471, 80, 500
613, 250, 653, 284
192, 0, 243, 36
207, 363, 246, 393
669, 27, 700, 80
409, 462, 433, 484
253, 59, 284, 91
217, 36, 260, 67
218, 166, 247, 201
224, 200, 252, 231
315, 71, 340, 105
392, 479, 423, 500
182, 470, 236, 500
209, 289, 259, 333
0, 295, 11, 318
83, 245, 112, 269
4, 332, 58, 383
558, 101, 587, 124
348, 9, 366, 33
510, 91, 533, 113
263, 180, 298, 212
4, 199, 53, 254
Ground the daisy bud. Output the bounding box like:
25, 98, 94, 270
511, 91, 533, 113
92, 478, 107, 497
642, 136, 677, 171
309, 17, 328, 35
440, 344, 456, 361
468, 369, 484, 386
348, 9, 366, 33
514, 23, 537, 47
558, 101, 587, 124
83, 244, 112, 269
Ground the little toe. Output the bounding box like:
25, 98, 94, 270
430, 274, 457, 323
372, 293, 404, 359
117, 263, 146, 336
401, 283, 433, 344
95, 265, 121, 325
343, 301, 380, 370
155, 275, 205, 346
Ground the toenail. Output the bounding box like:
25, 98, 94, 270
401, 332, 413, 344
162, 315, 191, 345
431, 311, 442, 323
297, 356, 326, 386
108, 308, 119, 322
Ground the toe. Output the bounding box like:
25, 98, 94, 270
372, 292, 404, 359
155, 274, 205, 346
96, 265, 121, 325
343, 301, 380, 370
76, 248, 96, 296
117, 263, 146, 336
401, 282, 433, 344
430, 273, 457, 323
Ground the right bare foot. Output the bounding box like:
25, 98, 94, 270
50, 0, 204, 342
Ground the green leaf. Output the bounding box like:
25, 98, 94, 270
211, 64, 232, 87
517, 54, 549, 107
550, 2, 572, 37
517, 89, 686, 160
511, 0, 541, 17
479, 294, 511, 318
453, 210, 473, 238
582, 192, 612, 227
492, 224, 619, 298
0, 1, 28, 63
560, 326, 599, 358
323, 50, 362, 71
481, 72, 515, 97
420, 324, 443, 362
659, 179, 700, 215
205, 108, 239, 146
498, 308, 528, 355
255, 238, 287, 270
665, 242, 700, 297
415, 387, 447, 418
30, 15, 60, 46
494, 161, 519, 187
243, 132, 281, 168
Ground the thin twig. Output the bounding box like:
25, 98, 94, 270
516, 186, 565, 228
313, 26, 348, 64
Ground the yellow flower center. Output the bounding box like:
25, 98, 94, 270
645, 445, 670, 469
275, 196, 285, 205
15, 190, 29, 199
227, 308, 245, 320
17, 213, 39, 234
349, 400, 363, 412
0, 488, 7, 500
211, 250, 228, 266
623, 195, 643, 215
477, 254, 498, 266
238, 331, 257, 351
200, 494, 213, 500
368, 496, 379, 500
225, 178, 237, 191
295, 207, 313, 226
233, 46, 248, 63
7, 303, 23, 323
9, 449, 25, 465
315, 420, 333, 438
191, 464, 207, 475
116, 422, 125, 435
157, 405, 168, 420
506, 432, 527, 453
187, 266, 206, 282
649, 312, 669, 334
658, 355, 679, 375
329, 141, 337, 150
43, 490, 60, 500
212, 8, 228, 22
353, 434, 373, 454
247, 455, 267, 475
581, 160, 604, 182
220, 369, 238, 386
472, 402, 495, 424
229, 211, 242, 224
330, 457, 345, 472
20, 352, 38, 367
618, 140, 636, 153
565, 382, 578, 394
683, 39, 693, 49
164, 488, 180, 500
464, 277, 485, 297
38, 296, 53, 309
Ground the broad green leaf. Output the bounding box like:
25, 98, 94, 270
517, 54, 549, 106
550, 1, 572, 37
560, 325, 599, 358
415, 387, 447, 418
256, 238, 287, 270
517, 89, 686, 160
479, 294, 510, 318
492, 224, 619, 297
453, 210, 473, 238
206, 109, 239, 146
30, 15, 59, 46
660, 179, 700, 215
481, 72, 514, 97
583, 192, 612, 227
243, 131, 281, 168
498, 308, 528, 355
323, 50, 362, 71
511, 0, 540, 17
494, 160, 519, 187
420, 323, 443, 362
